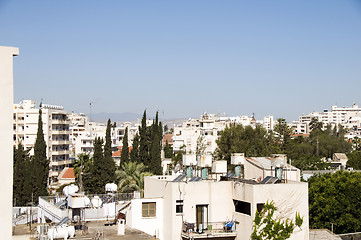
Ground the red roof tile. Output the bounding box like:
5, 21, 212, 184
62, 168, 75, 179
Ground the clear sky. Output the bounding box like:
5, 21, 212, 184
1, 0, 361, 121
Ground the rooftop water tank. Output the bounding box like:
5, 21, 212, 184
183, 154, 197, 166
231, 153, 245, 165
270, 154, 287, 168
105, 183, 118, 192
197, 155, 212, 168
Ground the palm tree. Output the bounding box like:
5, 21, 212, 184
116, 162, 152, 193
73, 153, 91, 192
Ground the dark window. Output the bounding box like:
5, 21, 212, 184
233, 200, 251, 216
257, 203, 264, 213
176, 200, 183, 213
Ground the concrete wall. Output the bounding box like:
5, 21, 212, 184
0, 46, 18, 239
143, 178, 235, 240
233, 181, 309, 240
128, 198, 164, 239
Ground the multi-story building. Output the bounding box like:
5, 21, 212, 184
295, 103, 361, 134
73, 121, 141, 156
13, 100, 72, 182
173, 113, 274, 154
127, 154, 308, 240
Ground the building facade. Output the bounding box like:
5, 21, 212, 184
13, 100, 72, 182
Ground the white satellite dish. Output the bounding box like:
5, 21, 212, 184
91, 196, 102, 208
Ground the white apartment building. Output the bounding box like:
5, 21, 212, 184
73, 120, 142, 156
127, 154, 308, 240
296, 103, 361, 134
173, 113, 275, 154
13, 100, 72, 181
1, 46, 19, 239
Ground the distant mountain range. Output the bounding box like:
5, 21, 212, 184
91, 112, 142, 123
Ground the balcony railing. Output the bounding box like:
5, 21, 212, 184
51, 130, 71, 135
51, 150, 70, 155
52, 140, 71, 145
181, 221, 236, 240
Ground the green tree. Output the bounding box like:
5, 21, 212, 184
13, 143, 32, 206
130, 133, 140, 163
149, 112, 162, 174
84, 137, 104, 193
346, 151, 361, 169
104, 119, 116, 182
164, 140, 173, 158
120, 127, 129, 164
274, 118, 292, 152
32, 109, 49, 202
215, 124, 279, 165
251, 201, 303, 240
309, 117, 323, 132
116, 162, 152, 193
139, 110, 149, 165
73, 153, 91, 192
308, 171, 361, 234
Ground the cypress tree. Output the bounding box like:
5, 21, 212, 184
164, 140, 173, 158
139, 110, 149, 165
120, 127, 129, 164
32, 109, 49, 202
104, 119, 116, 183
130, 133, 140, 163
13, 143, 31, 206
149, 112, 162, 174
86, 137, 104, 194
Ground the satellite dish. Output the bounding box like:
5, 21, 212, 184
63, 184, 79, 196
84, 196, 91, 206
174, 163, 181, 173
91, 196, 102, 208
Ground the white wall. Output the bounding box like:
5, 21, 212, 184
0, 46, 18, 239
129, 198, 164, 239
233, 181, 309, 240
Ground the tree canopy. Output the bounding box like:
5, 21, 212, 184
308, 171, 361, 234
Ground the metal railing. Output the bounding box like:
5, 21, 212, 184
182, 221, 236, 237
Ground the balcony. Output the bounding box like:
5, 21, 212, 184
51, 140, 71, 145
51, 150, 70, 155
51, 160, 65, 166
181, 221, 236, 240
49, 171, 59, 177
51, 130, 71, 135
51, 119, 71, 124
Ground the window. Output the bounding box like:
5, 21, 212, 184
176, 200, 183, 213
233, 200, 251, 216
257, 203, 264, 213
142, 202, 156, 217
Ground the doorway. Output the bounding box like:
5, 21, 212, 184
196, 205, 208, 232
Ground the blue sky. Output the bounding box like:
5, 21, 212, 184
1, 0, 361, 121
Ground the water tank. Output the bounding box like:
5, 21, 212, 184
201, 168, 208, 180
183, 154, 197, 166
48, 225, 75, 240
197, 155, 212, 168
231, 153, 245, 165
212, 160, 227, 174
105, 183, 118, 192
270, 154, 287, 168
235, 165, 241, 177
186, 166, 193, 178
